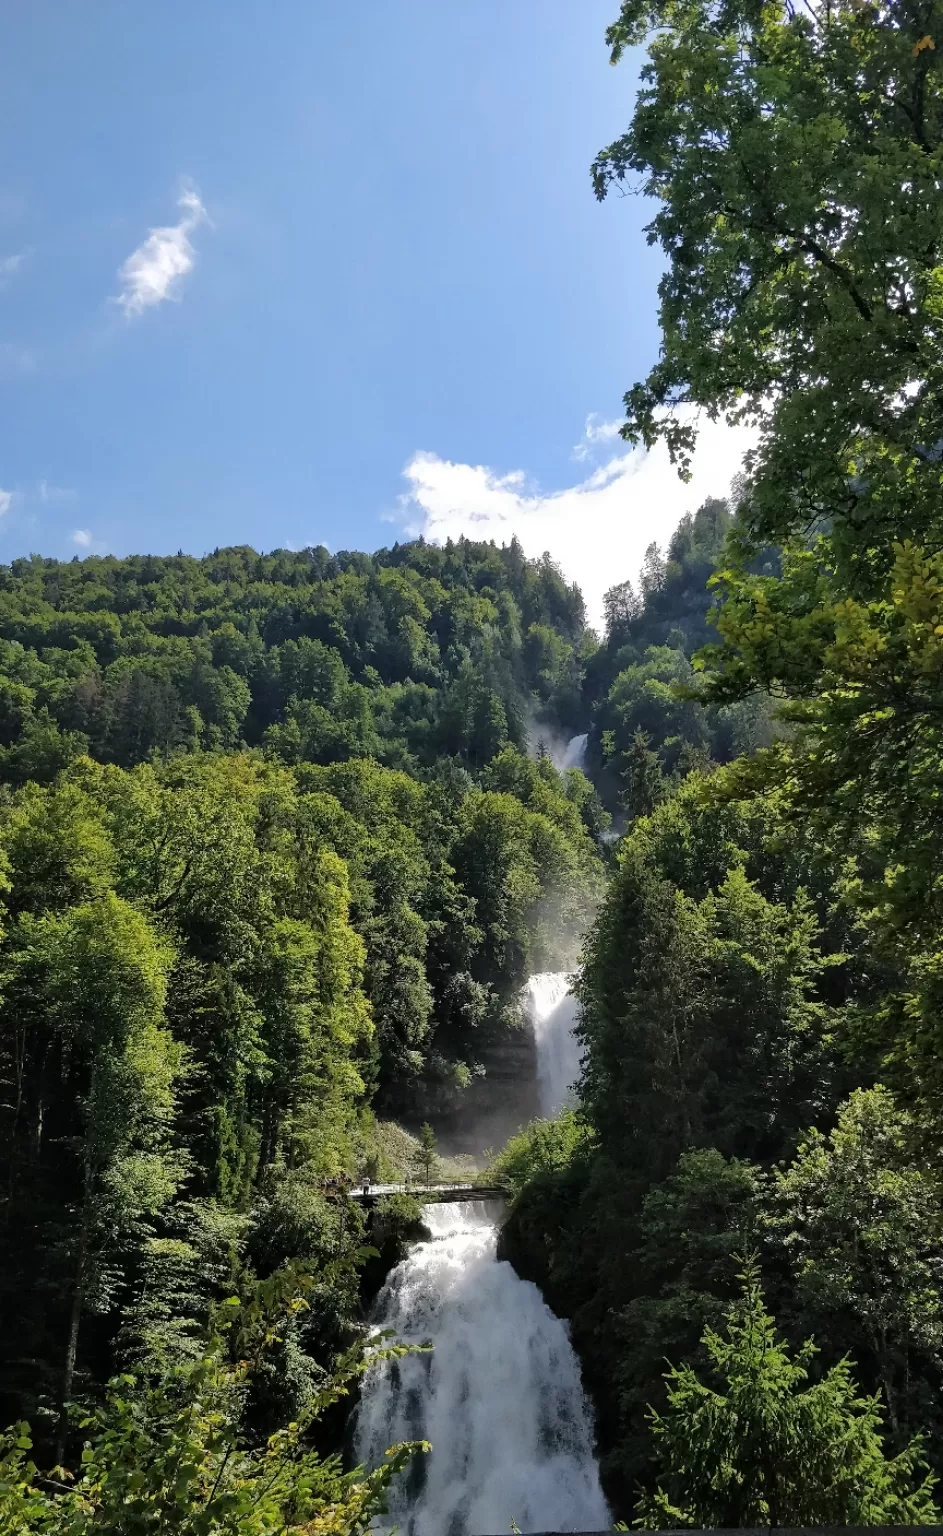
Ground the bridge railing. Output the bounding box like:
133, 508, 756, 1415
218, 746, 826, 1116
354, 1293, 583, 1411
345, 1178, 507, 1201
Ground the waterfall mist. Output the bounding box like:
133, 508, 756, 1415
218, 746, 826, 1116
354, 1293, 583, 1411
354, 1201, 609, 1536
527, 726, 589, 775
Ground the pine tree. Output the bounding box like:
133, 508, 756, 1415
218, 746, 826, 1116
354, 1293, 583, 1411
639, 1269, 938, 1529
620, 729, 667, 822
415, 1123, 438, 1188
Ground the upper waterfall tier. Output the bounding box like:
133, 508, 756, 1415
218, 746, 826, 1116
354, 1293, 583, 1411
559, 732, 588, 771
523, 971, 582, 1118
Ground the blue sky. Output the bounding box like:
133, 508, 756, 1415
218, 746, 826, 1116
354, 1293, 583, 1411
2, 1, 749, 618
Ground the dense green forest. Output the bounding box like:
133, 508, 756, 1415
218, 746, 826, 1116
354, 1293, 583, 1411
0, 538, 611, 1528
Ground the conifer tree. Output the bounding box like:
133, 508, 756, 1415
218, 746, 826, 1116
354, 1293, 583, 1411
415, 1123, 438, 1188
639, 1270, 938, 1529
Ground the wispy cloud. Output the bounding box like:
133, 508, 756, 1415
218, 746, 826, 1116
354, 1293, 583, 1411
572, 413, 624, 462
71, 528, 92, 548
38, 480, 76, 503
0, 481, 78, 526
400, 410, 758, 632
114, 184, 208, 318
0, 250, 28, 289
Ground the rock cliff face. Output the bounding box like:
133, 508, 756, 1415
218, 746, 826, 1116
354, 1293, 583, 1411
432, 1023, 541, 1159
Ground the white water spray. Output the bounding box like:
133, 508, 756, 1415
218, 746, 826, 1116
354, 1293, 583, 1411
559, 732, 588, 771
354, 1201, 609, 1536
523, 972, 583, 1118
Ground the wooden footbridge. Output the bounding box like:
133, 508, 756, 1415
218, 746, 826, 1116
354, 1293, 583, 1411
346, 1181, 505, 1205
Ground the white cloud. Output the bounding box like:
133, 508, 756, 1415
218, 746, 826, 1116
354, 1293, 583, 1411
0, 250, 27, 289
114, 184, 208, 318
71, 528, 92, 548
0, 489, 12, 517
400, 411, 758, 632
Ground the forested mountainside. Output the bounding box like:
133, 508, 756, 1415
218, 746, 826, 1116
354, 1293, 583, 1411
0, 536, 619, 1457
0, 489, 855, 1504
502, 527, 943, 1516
582, 497, 777, 812
3, 485, 940, 1530
0, 538, 589, 776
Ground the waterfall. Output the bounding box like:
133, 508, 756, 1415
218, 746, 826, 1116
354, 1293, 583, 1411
354, 1201, 609, 1536
523, 972, 582, 1118
559, 732, 588, 771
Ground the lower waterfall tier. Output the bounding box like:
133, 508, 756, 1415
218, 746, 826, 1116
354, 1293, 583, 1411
353, 1200, 609, 1536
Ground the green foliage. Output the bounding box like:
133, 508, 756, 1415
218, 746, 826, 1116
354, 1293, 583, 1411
20, 30, 943, 1512
603, 648, 709, 771
596, 0, 943, 520
0, 754, 383, 1444
594, 0, 943, 1120
0, 535, 603, 1451
584, 503, 776, 814
0, 1269, 423, 1536
0, 539, 584, 779
615, 729, 668, 822
500, 775, 897, 1511
776, 1087, 943, 1440
579, 790, 843, 1182
491, 1109, 592, 1198
612, 1151, 767, 1487
501, 0, 943, 1518
638, 1270, 938, 1529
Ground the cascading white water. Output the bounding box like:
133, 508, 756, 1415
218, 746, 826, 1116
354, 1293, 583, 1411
523, 972, 582, 1118
354, 1201, 609, 1536
559, 732, 588, 771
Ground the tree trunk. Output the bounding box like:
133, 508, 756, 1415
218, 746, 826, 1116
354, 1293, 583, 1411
55, 1206, 89, 1467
